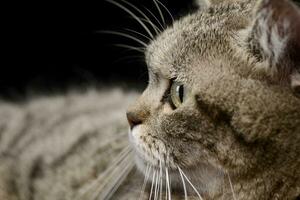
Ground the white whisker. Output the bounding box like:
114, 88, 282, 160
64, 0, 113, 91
159, 159, 163, 200
120, 0, 160, 35
139, 18, 161, 35
77, 146, 131, 198
227, 172, 237, 200
155, 0, 174, 23
154, 168, 159, 200
178, 166, 203, 200
140, 164, 151, 200
178, 166, 188, 200
125, 28, 152, 41
152, 0, 165, 26
149, 170, 156, 200
80, 148, 134, 200
105, 0, 154, 39
98, 160, 134, 200
100, 30, 148, 47
113, 44, 146, 53
165, 167, 171, 200
143, 6, 165, 30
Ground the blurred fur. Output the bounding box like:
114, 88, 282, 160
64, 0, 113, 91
0, 89, 139, 200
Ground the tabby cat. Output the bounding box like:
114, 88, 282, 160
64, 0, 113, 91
1, 0, 300, 199
125, 0, 300, 199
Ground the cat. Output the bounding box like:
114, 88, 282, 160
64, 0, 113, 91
0, 0, 299, 200
125, 0, 300, 199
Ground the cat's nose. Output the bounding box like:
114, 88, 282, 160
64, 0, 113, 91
126, 112, 142, 129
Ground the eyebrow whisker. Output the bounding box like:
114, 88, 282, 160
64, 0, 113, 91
125, 28, 152, 41
143, 6, 165, 31
120, 0, 160, 35
113, 44, 146, 53
152, 0, 165, 27
155, 0, 174, 24
105, 0, 154, 39
100, 30, 148, 47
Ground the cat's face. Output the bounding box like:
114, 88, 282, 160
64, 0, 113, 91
127, 0, 300, 194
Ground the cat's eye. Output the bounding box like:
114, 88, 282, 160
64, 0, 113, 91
170, 81, 186, 108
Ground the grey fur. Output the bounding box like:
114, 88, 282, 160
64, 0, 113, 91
129, 0, 300, 199
0, 89, 139, 200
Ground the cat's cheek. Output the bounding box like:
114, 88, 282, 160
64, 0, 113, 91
162, 103, 173, 114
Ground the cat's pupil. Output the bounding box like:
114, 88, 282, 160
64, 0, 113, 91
177, 85, 184, 103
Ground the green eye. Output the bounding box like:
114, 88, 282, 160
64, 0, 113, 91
170, 81, 186, 108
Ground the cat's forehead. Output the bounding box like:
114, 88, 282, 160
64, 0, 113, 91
145, 2, 251, 81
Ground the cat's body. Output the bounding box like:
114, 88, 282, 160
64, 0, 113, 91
1, 0, 300, 199
0, 89, 139, 200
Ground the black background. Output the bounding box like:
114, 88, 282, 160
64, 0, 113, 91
3, 0, 299, 99
2, 0, 196, 99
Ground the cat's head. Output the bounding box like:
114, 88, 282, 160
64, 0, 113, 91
127, 0, 300, 193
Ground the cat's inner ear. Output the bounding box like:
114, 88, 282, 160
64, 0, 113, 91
246, 0, 300, 94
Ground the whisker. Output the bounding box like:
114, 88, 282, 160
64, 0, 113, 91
140, 164, 151, 200
165, 167, 171, 200
78, 148, 133, 200
99, 146, 132, 177
120, 0, 160, 35
125, 28, 152, 41
92, 152, 133, 198
165, 150, 172, 200
77, 146, 131, 198
178, 166, 203, 200
98, 158, 134, 200
100, 30, 148, 47
139, 18, 161, 35
149, 170, 156, 200
227, 172, 237, 200
154, 168, 159, 200
113, 44, 146, 53
143, 6, 165, 30
178, 166, 188, 200
165, 169, 168, 200
105, 0, 154, 39
159, 159, 163, 200
152, 0, 165, 26
155, 0, 174, 23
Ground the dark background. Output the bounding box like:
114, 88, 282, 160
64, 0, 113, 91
2, 0, 196, 99
3, 0, 300, 100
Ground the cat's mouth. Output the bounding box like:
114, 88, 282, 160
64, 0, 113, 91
128, 125, 176, 169
129, 126, 224, 196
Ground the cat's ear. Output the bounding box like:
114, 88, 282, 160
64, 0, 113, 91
246, 0, 300, 94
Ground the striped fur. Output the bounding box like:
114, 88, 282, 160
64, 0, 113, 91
0, 88, 139, 200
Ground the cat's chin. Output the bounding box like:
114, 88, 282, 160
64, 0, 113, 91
129, 125, 223, 195
134, 153, 224, 196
